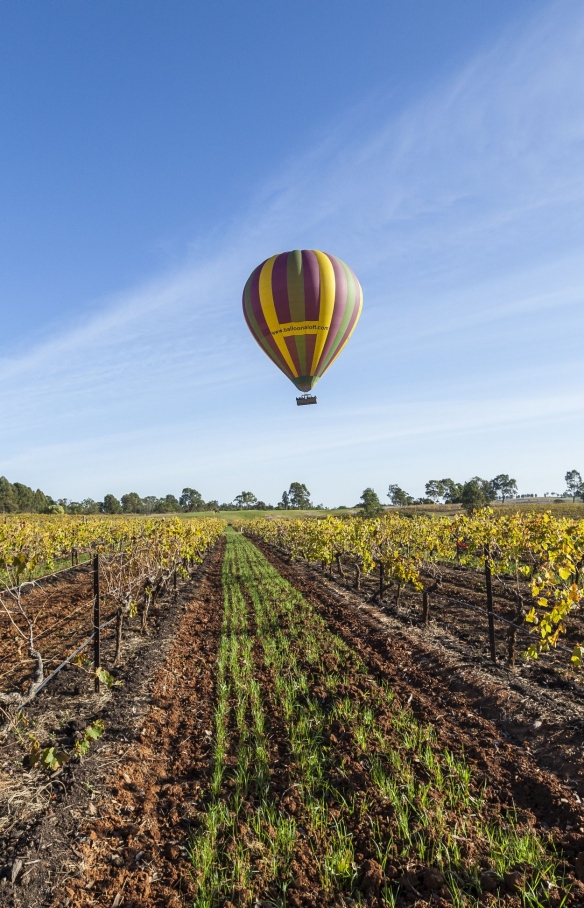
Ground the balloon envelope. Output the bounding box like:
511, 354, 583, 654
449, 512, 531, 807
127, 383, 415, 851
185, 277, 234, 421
242, 249, 362, 392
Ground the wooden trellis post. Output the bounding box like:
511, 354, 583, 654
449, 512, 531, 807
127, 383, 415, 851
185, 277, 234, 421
93, 554, 101, 692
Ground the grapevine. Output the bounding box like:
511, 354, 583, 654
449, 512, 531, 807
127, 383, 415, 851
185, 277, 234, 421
0, 515, 224, 708
240, 510, 584, 666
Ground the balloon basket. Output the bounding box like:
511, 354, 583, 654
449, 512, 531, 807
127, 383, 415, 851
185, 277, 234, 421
296, 394, 317, 406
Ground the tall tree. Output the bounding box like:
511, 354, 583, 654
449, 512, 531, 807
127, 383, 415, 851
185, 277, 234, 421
142, 496, 158, 514
565, 470, 582, 502
80, 498, 100, 514
0, 477, 19, 513
439, 479, 463, 503
288, 482, 311, 509
460, 479, 489, 514
387, 484, 413, 507
279, 490, 290, 510
233, 491, 258, 510
155, 494, 181, 513
179, 488, 205, 511
425, 480, 446, 503
490, 474, 518, 502
361, 488, 384, 517
121, 492, 144, 513
101, 493, 122, 514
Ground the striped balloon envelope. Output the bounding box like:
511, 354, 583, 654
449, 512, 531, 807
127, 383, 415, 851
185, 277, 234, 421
242, 249, 362, 393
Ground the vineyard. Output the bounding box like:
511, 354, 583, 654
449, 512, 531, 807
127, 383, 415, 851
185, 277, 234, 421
0, 515, 224, 708
241, 511, 584, 667
1, 515, 584, 906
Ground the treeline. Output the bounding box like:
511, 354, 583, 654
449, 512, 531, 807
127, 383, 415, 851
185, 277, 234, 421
388, 474, 518, 509
358, 474, 519, 517
4, 470, 580, 516
0, 477, 318, 515
0, 477, 54, 513
86, 483, 317, 514
62, 489, 229, 515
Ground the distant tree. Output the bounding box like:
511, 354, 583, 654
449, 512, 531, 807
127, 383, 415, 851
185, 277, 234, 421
460, 479, 489, 514
141, 495, 158, 514
206, 500, 220, 512
233, 491, 258, 510
565, 470, 583, 503
425, 480, 446, 503
154, 494, 180, 513
13, 483, 36, 511
288, 482, 312, 509
469, 477, 497, 504
0, 476, 52, 513
47, 503, 65, 514
387, 484, 414, 507
101, 493, 122, 514
279, 491, 290, 510
360, 488, 384, 517
69, 501, 96, 515
32, 489, 50, 512
79, 498, 100, 514
179, 487, 204, 511
440, 479, 463, 503
490, 474, 518, 502
121, 492, 144, 513
0, 476, 19, 513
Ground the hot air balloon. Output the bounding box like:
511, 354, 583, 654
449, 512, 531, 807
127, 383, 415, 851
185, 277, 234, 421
242, 249, 362, 405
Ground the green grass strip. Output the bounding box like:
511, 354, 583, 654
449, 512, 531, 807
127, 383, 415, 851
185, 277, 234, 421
234, 533, 567, 907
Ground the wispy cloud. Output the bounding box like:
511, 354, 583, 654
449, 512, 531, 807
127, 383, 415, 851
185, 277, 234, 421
2, 0, 583, 501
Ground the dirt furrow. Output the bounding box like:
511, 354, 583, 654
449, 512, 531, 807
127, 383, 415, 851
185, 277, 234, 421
251, 538, 584, 894
52, 540, 225, 908
0, 542, 223, 908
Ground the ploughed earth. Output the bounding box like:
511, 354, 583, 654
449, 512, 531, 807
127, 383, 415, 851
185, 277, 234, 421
1, 534, 583, 908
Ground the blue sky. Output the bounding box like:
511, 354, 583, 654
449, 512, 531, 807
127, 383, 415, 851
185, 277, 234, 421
1, 0, 583, 506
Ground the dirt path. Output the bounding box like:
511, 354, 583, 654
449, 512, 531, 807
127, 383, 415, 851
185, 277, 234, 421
0, 542, 223, 908
53, 539, 225, 908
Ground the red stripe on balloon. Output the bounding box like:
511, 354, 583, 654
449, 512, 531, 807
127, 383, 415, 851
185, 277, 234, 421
248, 262, 293, 374
271, 252, 291, 325
304, 332, 317, 374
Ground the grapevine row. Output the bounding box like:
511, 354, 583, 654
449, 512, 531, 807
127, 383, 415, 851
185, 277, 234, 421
0, 515, 224, 709
240, 510, 584, 666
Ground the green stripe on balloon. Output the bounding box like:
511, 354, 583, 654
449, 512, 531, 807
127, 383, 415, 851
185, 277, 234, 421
287, 250, 306, 323
295, 332, 307, 376
316, 260, 357, 376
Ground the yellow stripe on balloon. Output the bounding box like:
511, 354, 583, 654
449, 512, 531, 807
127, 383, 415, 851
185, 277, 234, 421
310, 250, 336, 373
325, 278, 363, 368
258, 255, 299, 377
